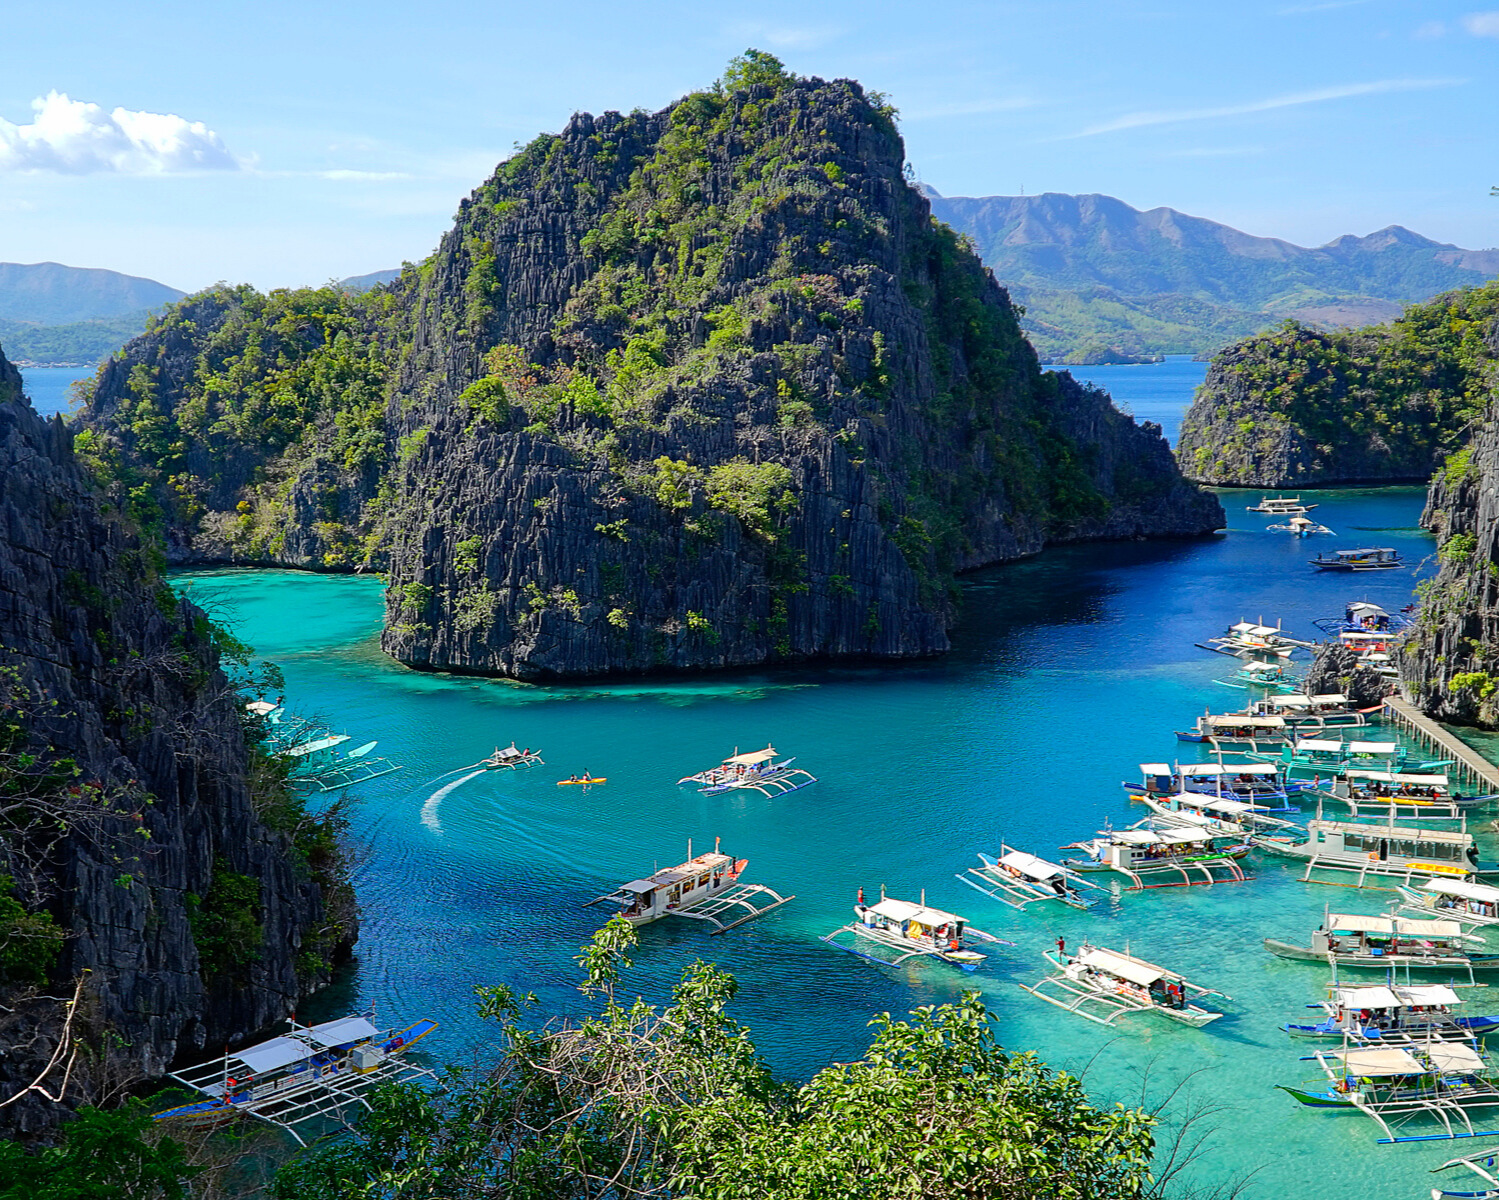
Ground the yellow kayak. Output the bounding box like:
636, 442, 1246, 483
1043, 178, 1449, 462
557, 777, 607, 786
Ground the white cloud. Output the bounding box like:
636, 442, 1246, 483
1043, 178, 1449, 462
1064, 77, 1464, 138
1462, 11, 1499, 36
903, 97, 1037, 121
1416, 20, 1448, 37
723, 22, 842, 51
0, 92, 239, 174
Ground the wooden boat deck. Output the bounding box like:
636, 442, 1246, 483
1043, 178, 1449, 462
1383, 697, 1499, 794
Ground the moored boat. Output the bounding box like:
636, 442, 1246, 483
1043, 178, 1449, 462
1248, 495, 1315, 514
1173, 711, 1292, 749
1060, 826, 1250, 889
822, 891, 1007, 969
1212, 659, 1303, 693
582, 840, 792, 934
1309, 547, 1404, 572
677, 745, 817, 797
1282, 982, 1499, 1043
955, 845, 1103, 911
1142, 790, 1297, 836
1397, 879, 1499, 928
1017, 941, 1230, 1027
1125, 761, 1307, 808
1264, 911, 1499, 982
1252, 692, 1374, 730
1267, 515, 1334, 535
1251, 820, 1491, 886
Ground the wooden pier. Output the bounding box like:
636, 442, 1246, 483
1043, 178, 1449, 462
1382, 696, 1499, 793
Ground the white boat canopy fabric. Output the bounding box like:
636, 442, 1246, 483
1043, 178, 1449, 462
1422, 878, 1499, 902
1337, 986, 1401, 1009
233, 1035, 314, 1074
1329, 914, 1395, 934
1077, 947, 1166, 987
1347, 742, 1399, 755
1335, 1048, 1423, 1076
303, 1016, 379, 1047
1392, 917, 1466, 938
725, 747, 777, 766
1396, 984, 1462, 1006
1295, 739, 1345, 752
996, 850, 1063, 881
1427, 1043, 1486, 1073
868, 898, 965, 926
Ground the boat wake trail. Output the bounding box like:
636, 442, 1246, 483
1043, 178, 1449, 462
420, 769, 485, 835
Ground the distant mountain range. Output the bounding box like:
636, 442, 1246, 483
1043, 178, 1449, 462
0, 262, 186, 367
922, 189, 1499, 362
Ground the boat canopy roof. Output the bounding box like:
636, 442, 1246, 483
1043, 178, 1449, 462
1341, 631, 1390, 643
1429, 1043, 1486, 1073
281, 734, 350, 758
1338, 986, 1401, 1009
1270, 693, 1347, 708
1329, 914, 1394, 934
1349, 602, 1390, 617
229, 1016, 379, 1073
246, 700, 279, 716
1241, 661, 1285, 674
1295, 739, 1345, 752
1335, 1047, 1423, 1076
868, 898, 966, 926
1395, 917, 1466, 938
303, 1016, 379, 1047
1204, 714, 1285, 728
1176, 762, 1276, 776
1397, 984, 1462, 1006
1229, 622, 1283, 637
1346, 770, 1449, 785
1171, 794, 1257, 815
1421, 878, 1499, 903
1140, 763, 1172, 775
1077, 947, 1167, 987
1312, 820, 1471, 844
724, 747, 777, 766
996, 850, 1064, 881
1335, 547, 1397, 557
1349, 742, 1399, 754
1113, 828, 1211, 847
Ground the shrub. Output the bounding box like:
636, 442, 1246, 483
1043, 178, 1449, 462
705, 460, 795, 538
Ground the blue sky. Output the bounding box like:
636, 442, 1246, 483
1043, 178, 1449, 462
3, 0, 1496, 292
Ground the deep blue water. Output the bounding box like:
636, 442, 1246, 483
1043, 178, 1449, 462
19, 366, 93, 418
1048, 355, 1207, 443
170, 372, 1470, 1199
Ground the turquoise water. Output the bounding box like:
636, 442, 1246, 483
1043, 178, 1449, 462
18, 366, 92, 418
1048, 356, 1207, 443
174, 468, 1469, 1194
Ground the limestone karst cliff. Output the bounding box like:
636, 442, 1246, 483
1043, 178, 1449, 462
0, 344, 353, 1135
78, 58, 1222, 681
1399, 402, 1499, 727
1177, 285, 1499, 487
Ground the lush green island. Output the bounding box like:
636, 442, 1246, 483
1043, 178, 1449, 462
77, 54, 1220, 683
1176, 282, 1499, 487
926, 190, 1499, 364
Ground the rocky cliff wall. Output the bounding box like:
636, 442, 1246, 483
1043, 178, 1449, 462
79, 61, 1223, 682
1399, 404, 1499, 726
0, 347, 350, 1135
1177, 288, 1499, 487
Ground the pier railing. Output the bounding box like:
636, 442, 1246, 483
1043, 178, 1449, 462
1382, 696, 1499, 793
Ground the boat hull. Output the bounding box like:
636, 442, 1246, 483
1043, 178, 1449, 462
1277, 1085, 1353, 1109
1264, 938, 1499, 971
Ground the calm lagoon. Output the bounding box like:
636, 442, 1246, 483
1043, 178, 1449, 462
175, 373, 1457, 1200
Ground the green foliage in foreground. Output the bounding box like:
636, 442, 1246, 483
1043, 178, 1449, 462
0, 1100, 196, 1200
270, 918, 1155, 1200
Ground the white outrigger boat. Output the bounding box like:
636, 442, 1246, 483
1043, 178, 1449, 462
1283, 983, 1499, 1044
1254, 692, 1374, 730
152, 1014, 438, 1145
479, 742, 543, 769
1398, 879, 1499, 929
583, 840, 793, 935
1433, 1146, 1499, 1198
1265, 911, 1499, 982
1124, 761, 1307, 809
1018, 941, 1230, 1028
257, 701, 403, 793
1248, 495, 1315, 514
676, 746, 817, 797
1174, 711, 1291, 752
1142, 791, 1297, 837
822, 889, 1009, 970
1199, 619, 1309, 660
1060, 826, 1250, 889
1267, 514, 1335, 536
1279, 1040, 1499, 1143
1214, 659, 1303, 693
956, 845, 1104, 911
1251, 820, 1492, 887
1319, 771, 1482, 823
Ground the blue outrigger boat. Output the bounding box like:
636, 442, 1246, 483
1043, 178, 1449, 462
1283, 983, 1499, 1043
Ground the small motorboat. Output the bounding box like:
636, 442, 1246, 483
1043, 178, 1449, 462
481, 743, 543, 770
1248, 495, 1316, 514
1267, 515, 1334, 536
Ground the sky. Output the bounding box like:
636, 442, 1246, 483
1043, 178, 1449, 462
2, 0, 1496, 292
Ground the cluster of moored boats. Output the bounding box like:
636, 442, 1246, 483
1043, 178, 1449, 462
250, 700, 404, 792
1249, 495, 1406, 571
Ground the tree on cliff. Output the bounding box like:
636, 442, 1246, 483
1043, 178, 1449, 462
271, 918, 1156, 1200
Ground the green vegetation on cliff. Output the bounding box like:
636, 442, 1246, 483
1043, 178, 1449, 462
78, 53, 1218, 680
1177, 282, 1499, 487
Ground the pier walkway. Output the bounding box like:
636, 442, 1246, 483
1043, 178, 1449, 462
1382, 696, 1499, 793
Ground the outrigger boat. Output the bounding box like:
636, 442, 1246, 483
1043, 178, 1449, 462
1283, 983, 1499, 1043
1213, 659, 1303, 693
1433, 1146, 1499, 1197
582, 839, 792, 935
1254, 737, 1448, 780
1174, 711, 1292, 751
1265, 911, 1499, 982
1198, 619, 1309, 660
955, 845, 1104, 911
1267, 515, 1335, 536
1059, 826, 1250, 889
1124, 762, 1308, 809
1248, 495, 1316, 514
479, 743, 543, 770
1313, 601, 1412, 637
1398, 880, 1499, 929
1310, 547, 1405, 572
677, 745, 817, 797
1142, 791, 1298, 836
1251, 820, 1493, 887
1253, 692, 1374, 730
1017, 941, 1230, 1027
1319, 771, 1487, 823
1279, 1040, 1499, 1143
821, 889, 1009, 970
258, 701, 403, 793
152, 1014, 438, 1145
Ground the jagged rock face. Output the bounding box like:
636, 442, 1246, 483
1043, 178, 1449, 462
79, 73, 1222, 682
1399, 406, 1499, 726
1304, 642, 1393, 710
0, 356, 345, 1134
